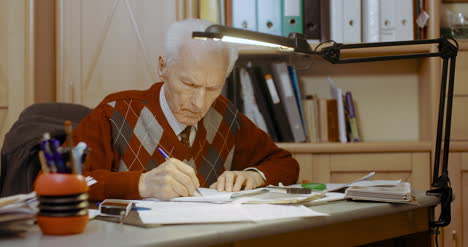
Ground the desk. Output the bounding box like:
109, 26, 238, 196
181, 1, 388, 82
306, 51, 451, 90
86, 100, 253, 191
1, 191, 438, 247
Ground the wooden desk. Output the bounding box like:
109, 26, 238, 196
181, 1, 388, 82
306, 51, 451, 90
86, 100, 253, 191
1, 192, 439, 247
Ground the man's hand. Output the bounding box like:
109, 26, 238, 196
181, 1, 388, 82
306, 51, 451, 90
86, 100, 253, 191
209, 171, 265, 192
138, 158, 200, 199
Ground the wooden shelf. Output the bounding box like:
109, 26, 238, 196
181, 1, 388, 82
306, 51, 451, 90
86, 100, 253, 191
458, 40, 468, 51
277, 141, 432, 154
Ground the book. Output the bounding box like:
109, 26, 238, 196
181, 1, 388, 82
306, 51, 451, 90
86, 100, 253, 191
345, 182, 413, 203
317, 98, 328, 142
271, 63, 306, 142
288, 66, 307, 139
326, 99, 339, 142
302, 95, 320, 142
345, 91, 360, 142
200, 0, 220, 23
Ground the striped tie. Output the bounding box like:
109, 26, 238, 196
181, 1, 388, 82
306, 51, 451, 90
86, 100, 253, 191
180, 126, 192, 148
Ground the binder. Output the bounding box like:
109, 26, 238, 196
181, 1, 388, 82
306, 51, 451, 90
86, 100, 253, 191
345, 91, 360, 142
328, 0, 344, 42
239, 67, 269, 133
302, 95, 320, 142
395, 0, 414, 41
248, 67, 280, 142
288, 66, 307, 139
257, 0, 283, 36
303, 0, 321, 40
271, 63, 306, 142
362, 0, 380, 42
200, 0, 220, 24
343, 0, 361, 43
232, 0, 257, 31
256, 66, 293, 142
379, 0, 396, 41
282, 0, 303, 37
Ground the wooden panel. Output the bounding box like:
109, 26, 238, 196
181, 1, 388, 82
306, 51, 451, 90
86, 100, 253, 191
442, 153, 462, 247
411, 153, 431, 190
58, 0, 178, 107
452, 96, 468, 140
454, 51, 468, 95
312, 154, 330, 184
330, 153, 412, 171
0, 0, 7, 107
293, 154, 313, 184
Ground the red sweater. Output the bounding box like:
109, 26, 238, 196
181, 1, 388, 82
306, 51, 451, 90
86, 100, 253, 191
73, 82, 299, 201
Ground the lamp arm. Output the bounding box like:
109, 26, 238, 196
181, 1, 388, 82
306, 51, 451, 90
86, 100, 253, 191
317, 37, 458, 228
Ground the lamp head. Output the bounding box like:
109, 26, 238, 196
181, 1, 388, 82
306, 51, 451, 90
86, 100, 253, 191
193, 25, 314, 54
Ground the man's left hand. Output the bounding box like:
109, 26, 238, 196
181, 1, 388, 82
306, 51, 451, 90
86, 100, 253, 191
209, 171, 265, 192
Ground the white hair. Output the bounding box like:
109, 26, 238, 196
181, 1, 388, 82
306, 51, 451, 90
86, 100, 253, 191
165, 19, 239, 77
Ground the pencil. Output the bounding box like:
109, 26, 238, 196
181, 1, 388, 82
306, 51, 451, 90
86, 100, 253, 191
64, 120, 77, 174
157, 147, 202, 196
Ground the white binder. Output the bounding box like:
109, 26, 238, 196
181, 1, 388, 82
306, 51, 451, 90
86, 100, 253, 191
395, 0, 414, 41
380, 0, 397, 41
257, 0, 282, 36
362, 0, 380, 42
329, 0, 344, 43
232, 0, 257, 31
343, 0, 361, 43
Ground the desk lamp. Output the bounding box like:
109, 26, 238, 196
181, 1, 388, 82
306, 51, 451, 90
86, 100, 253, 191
193, 25, 458, 228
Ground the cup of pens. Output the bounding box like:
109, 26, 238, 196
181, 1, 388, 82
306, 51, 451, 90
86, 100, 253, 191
35, 120, 90, 235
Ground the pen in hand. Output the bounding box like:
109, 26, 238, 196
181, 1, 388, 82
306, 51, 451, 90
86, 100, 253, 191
157, 147, 203, 197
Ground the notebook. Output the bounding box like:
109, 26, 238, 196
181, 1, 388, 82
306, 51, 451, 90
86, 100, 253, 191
344, 182, 413, 203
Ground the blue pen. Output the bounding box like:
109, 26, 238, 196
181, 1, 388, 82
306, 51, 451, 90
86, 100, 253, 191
157, 147, 202, 196
49, 139, 66, 173
41, 133, 57, 173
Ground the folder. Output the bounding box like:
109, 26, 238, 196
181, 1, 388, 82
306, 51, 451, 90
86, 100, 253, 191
282, 0, 303, 37
239, 67, 269, 134
271, 63, 306, 142
343, 0, 361, 43
257, 0, 283, 36
328, 0, 344, 42
379, 0, 396, 41
303, 0, 321, 40
362, 0, 380, 42
395, 0, 414, 41
232, 0, 257, 31
200, 0, 220, 24
288, 66, 307, 139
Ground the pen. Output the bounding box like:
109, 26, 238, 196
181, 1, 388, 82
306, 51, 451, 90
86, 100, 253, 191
157, 147, 202, 197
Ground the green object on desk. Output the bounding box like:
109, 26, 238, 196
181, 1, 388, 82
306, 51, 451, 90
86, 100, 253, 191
301, 183, 326, 191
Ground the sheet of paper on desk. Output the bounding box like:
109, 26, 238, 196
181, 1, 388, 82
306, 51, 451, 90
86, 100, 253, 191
134, 201, 327, 224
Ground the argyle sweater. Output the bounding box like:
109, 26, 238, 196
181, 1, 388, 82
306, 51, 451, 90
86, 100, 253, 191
72, 82, 299, 201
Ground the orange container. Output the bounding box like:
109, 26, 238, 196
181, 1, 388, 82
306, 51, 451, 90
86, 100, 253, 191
35, 173, 89, 235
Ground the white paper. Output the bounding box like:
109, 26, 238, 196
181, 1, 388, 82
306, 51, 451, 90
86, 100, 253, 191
135, 201, 327, 224
351, 180, 401, 187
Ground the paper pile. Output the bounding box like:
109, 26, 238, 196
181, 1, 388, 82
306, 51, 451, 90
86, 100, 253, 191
344, 181, 413, 203
0, 192, 37, 233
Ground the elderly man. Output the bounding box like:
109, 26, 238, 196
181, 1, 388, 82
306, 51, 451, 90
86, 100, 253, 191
72, 19, 299, 201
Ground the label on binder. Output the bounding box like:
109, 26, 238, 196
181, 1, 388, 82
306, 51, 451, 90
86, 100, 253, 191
266, 77, 280, 104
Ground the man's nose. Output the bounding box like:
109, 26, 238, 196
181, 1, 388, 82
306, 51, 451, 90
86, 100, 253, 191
192, 88, 206, 110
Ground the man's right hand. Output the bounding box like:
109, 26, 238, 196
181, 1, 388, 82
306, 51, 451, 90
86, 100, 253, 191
138, 158, 200, 200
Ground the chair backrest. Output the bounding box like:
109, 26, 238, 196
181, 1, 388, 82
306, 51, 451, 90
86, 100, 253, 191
0, 103, 91, 197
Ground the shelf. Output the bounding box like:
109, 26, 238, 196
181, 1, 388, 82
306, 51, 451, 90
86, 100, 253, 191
458, 40, 468, 51
277, 141, 432, 154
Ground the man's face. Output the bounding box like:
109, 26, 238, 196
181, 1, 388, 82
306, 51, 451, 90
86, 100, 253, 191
161, 43, 229, 126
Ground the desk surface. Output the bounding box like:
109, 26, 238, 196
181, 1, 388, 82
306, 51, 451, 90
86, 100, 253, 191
1, 192, 439, 247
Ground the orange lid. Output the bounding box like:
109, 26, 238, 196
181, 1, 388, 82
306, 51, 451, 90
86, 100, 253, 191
264, 74, 272, 80
35, 173, 88, 196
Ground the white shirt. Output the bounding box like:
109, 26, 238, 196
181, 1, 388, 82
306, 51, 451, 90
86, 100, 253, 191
159, 83, 266, 181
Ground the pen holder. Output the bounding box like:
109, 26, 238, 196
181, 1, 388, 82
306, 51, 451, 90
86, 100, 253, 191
35, 173, 89, 235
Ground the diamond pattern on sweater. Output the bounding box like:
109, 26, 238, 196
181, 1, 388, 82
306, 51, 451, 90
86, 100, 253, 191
223, 147, 235, 171
117, 159, 129, 172
224, 101, 240, 134
134, 106, 163, 155
203, 108, 223, 144
200, 146, 224, 186
107, 101, 116, 108
145, 158, 159, 171
110, 109, 133, 156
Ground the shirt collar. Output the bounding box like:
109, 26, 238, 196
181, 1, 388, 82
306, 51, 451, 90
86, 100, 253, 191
159, 83, 197, 136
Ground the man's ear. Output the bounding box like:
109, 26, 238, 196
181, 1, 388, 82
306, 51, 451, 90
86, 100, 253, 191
158, 56, 168, 81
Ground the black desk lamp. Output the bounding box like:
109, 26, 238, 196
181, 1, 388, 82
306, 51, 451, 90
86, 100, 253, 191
193, 25, 458, 228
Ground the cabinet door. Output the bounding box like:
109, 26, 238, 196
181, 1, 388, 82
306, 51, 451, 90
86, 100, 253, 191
440, 152, 468, 247
57, 0, 179, 108
294, 152, 431, 191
